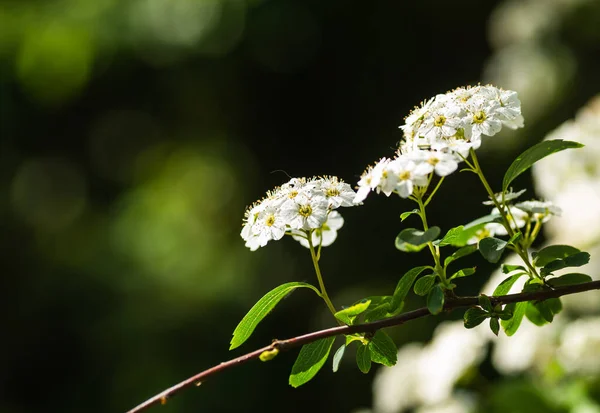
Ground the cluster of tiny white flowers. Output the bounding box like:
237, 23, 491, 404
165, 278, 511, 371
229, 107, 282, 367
355, 85, 523, 203
241, 176, 356, 250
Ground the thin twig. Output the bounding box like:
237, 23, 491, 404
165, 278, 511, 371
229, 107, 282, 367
126, 280, 600, 413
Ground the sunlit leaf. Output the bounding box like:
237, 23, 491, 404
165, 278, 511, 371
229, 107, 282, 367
356, 344, 371, 374
332, 344, 345, 373
368, 331, 397, 367
289, 337, 336, 387
427, 284, 445, 315
479, 237, 508, 264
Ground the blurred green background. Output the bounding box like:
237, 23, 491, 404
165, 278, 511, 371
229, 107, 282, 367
2, 0, 600, 412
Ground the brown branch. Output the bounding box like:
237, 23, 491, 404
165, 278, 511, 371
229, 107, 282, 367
126, 280, 600, 413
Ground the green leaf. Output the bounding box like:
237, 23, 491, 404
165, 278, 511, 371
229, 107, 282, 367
502, 264, 526, 274
450, 267, 476, 280
493, 273, 527, 296
332, 344, 345, 373
345, 334, 366, 346
230, 282, 321, 350
363, 301, 392, 323
490, 317, 500, 336
502, 140, 584, 192
369, 331, 397, 367
541, 252, 590, 276
528, 298, 562, 325
289, 337, 336, 387
464, 307, 489, 328
391, 266, 429, 310
444, 244, 478, 266
479, 237, 508, 263
414, 274, 436, 296
356, 344, 371, 374
501, 301, 527, 336
400, 209, 419, 222
427, 284, 445, 315
533, 245, 581, 267
525, 301, 549, 326
397, 227, 441, 246
437, 225, 465, 247
547, 273, 593, 287
335, 300, 371, 325
478, 294, 493, 312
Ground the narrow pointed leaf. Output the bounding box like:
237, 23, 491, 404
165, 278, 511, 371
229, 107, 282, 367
356, 344, 371, 374
503, 140, 583, 192
490, 318, 500, 336
493, 273, 527, 296
502, 264, 526, 274
289, 337, 336, 387
400, 209, 419, 222
231, 282, 321, 350
437, 226, 465, 247
450, 267, 476, 280
332, 344, 345, 373
444, 244, 478, 266
391, 266, 428, 309
501, 301, 527, 336
335, 300, 371, 325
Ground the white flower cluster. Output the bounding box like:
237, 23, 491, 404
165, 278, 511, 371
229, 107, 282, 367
355, 85, 523, 203
241, 176, 356, 250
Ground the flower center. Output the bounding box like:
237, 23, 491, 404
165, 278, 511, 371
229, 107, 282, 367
399, 171, 411, 181
427, 157, 439, 165
265, 215, 275, 227
473, 111, 486, 124
299, 205, 313, 217
288, 190, 298, 199
434, 115, 446, 127
326, 188, 340, 197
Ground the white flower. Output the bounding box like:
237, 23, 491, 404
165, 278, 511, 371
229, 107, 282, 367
482, 188, 526, 205
353, 158, 389, 204
319, 176, 356, 208
411, 150, 459, 177
418, 105, 463, 141
557, 317, 600, 375
281, 193, 329, 230
468, 99, 503, 139
389, 155, 429, 198
515, 200, 562, 223
292, 211, 344, 248
488, 205, 528, 235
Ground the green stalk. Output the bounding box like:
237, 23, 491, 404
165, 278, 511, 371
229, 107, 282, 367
307, 233, 338, 317
415, 195, 447, 285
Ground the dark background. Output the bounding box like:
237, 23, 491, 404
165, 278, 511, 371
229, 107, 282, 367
2, 0, 599, 412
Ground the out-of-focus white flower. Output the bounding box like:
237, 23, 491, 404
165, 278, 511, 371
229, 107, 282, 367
414, 393, 476, 413
241, 176, 356, 250
558, 317, 600, 376
292, 210, 344, 248
372, 321, 488, 413
515, 200, 562, 223
467, 223, 498, 245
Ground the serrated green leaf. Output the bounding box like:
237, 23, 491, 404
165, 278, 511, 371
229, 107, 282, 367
493, 273, 527, 296
400, 209, 419, 222
501, 301, 527, 336
503, 140, 584, 192
369, 331, 397, 367
230, 282, 321, 350
437, 226, 465, 247
490, 317, 500, 336
289, 337, 336, 387
547, 273, 592, 287
414, 274, 436, 296
391, 266, 429, 310
479, 237, 508, 263
356, 344, 371, 374
335, 300, 371, 325
464, 307, 489, 328
427, 284, 445, 315
533, 245, 581, 267
397, 227, 441, 246
502, 264, 526, 274
478, 294, 493, 312
450, 267, 476, 280
444, 244, 478, 266
332, 344, 345, 373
